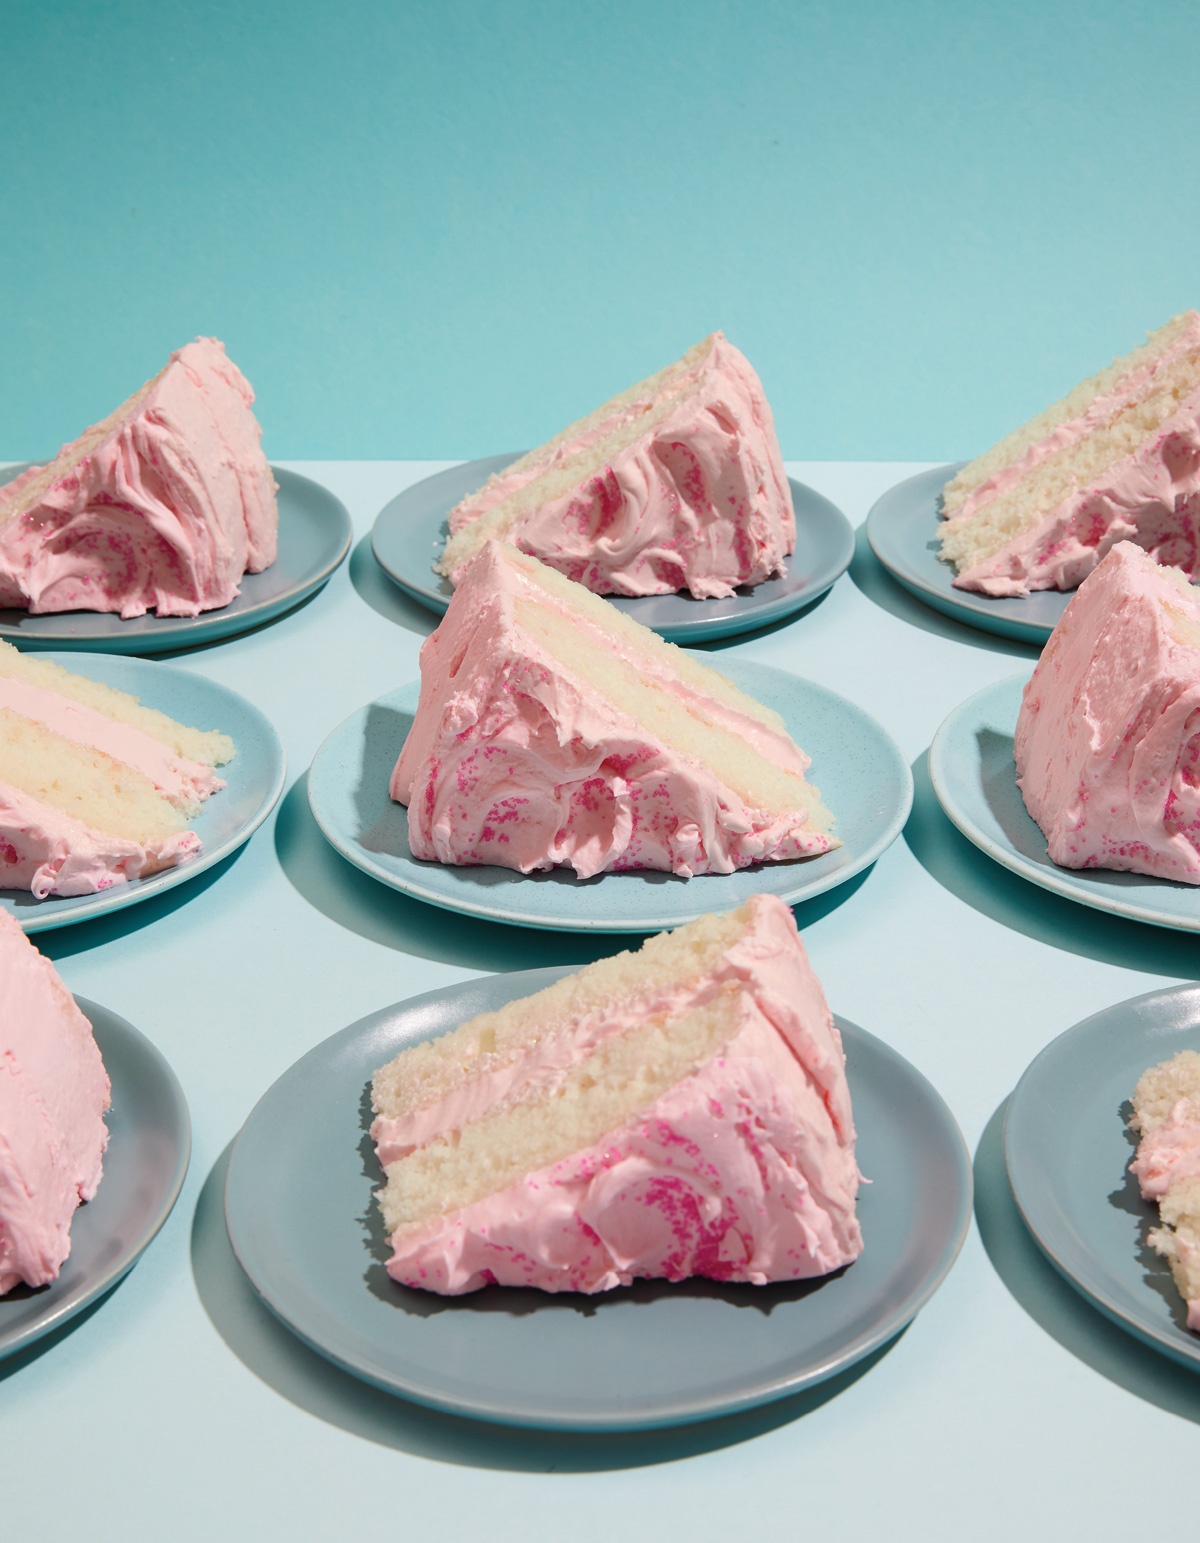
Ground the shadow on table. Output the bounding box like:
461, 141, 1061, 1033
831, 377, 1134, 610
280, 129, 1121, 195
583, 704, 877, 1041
847, 524, 1042, 659
904, 750, 1200, 979
349, 534, 440, 639
193, 1145, 897, 1469
33, 845, 250, 965
274, 770, 870, 972
973, 1100, 1200, 1424
0, 1284, 125, 1385
693, 583, 836, 653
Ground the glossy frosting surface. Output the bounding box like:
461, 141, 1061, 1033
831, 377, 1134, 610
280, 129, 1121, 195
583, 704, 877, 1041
392, 543, 835, 878
0, 338, 278, 619
376, 894, 862, 1295
1015, 541, 1200, 881
441, 335, 795, 599
0, 911, 110, 1292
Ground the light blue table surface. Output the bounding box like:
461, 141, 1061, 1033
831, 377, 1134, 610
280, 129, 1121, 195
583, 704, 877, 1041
3, 460, 1197, 1541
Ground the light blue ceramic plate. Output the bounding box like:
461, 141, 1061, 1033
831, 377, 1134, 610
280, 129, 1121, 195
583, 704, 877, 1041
1, 653, 286, 932
1006, 984, 1200, 1371
370, 454, 855, 643
0, 464, 352, 654
0, 998, 190, 1361
306, 659, 912, 933
225, 968, 973, 1430
867, 463, 1072, 644
929, 673, 1200, 933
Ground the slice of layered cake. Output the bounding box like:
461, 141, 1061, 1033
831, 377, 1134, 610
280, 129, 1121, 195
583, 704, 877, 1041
392, 542, 837, 878
0, 641, 234, 896
0, 338, 278, 618
436, 333, 795, 599
939, 312, 1200, 596
1014, 541, 1200, 882
0, 910, 111, 1292
1129, 1050, 1200, 1333
371, 895, 862, 1295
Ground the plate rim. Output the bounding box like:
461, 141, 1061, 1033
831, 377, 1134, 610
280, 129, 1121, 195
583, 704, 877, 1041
2, 651, 287, 933
928, 671, 1200, 934
0, 995, 192, 1361
370, 453, 855, 643
224, 967, 974, 1430
1003, 981, 1200, 1370
0, 463, 352, 655
306, 657, 914, 933
866, 462, 1069, 644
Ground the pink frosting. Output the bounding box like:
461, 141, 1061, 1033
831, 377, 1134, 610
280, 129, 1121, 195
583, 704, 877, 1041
391, 543, 836, 878
1131, 1099, 1200, 1201
1014, 541, 1200, 882
0, 338, 278, 619
441, 335, 795, 599
0, 678, 223, 811
0, 911, 110, 1292
377, 894, 862, 1294
947, 315, 1200, 596
0, 780, 201, 898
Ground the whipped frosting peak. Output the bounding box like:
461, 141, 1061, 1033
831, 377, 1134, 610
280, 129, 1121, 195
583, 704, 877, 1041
0, 338, 278, 619
0, 911, 110, 1293
1015, 540, 1200, 881
392, 543, 836, 877
438, 334, 795, 599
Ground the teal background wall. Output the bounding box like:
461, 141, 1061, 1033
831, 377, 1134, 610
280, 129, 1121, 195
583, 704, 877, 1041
3, 0, 1198, 462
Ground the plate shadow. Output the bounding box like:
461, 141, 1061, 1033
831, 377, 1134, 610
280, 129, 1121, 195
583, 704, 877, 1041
904, 750, 1200, 978
973, 1099, 1200, 1423
349, 535, 440, 638
277, 770, 872, 971
30, 845, 249, 963
193, 1144, 897, 1467
849, 525, 1041, 659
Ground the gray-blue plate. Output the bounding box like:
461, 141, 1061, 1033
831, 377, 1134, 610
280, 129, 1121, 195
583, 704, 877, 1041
224, 968, 973, 1430
1005, 983, 1200, 1370
370, 454, 855, 643
306, 658, 912, 933
1, 653, 286, 932
0, 997, 190, 1360
866, 463, 1072, 644
929, 673, 1200, 933
0, 464, 352, 654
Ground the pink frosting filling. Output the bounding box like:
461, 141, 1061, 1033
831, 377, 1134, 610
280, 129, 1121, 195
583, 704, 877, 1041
1130, 1100, 1200, 1200
0, 678, 222, 809
0, 911, 110, 1293
391, 543, 835, 879
443, 335, 795, 599
376, 894, 861, 1295
948, 315, 1200, 597
1014, 541, 1200, 882
0, 338, 278, 619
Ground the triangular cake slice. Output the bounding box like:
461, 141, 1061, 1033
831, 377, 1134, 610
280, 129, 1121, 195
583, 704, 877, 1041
0, 640, 234, 897
0, 338, 278, 618
371, 894, 862, 1295
0, 911, 111, 1292
1014, 540, 1200, 881
1129, 1050, 1200, 1333
392, 542, 837, 878
939, 312, 1200, 596
436, 333, 795, 599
